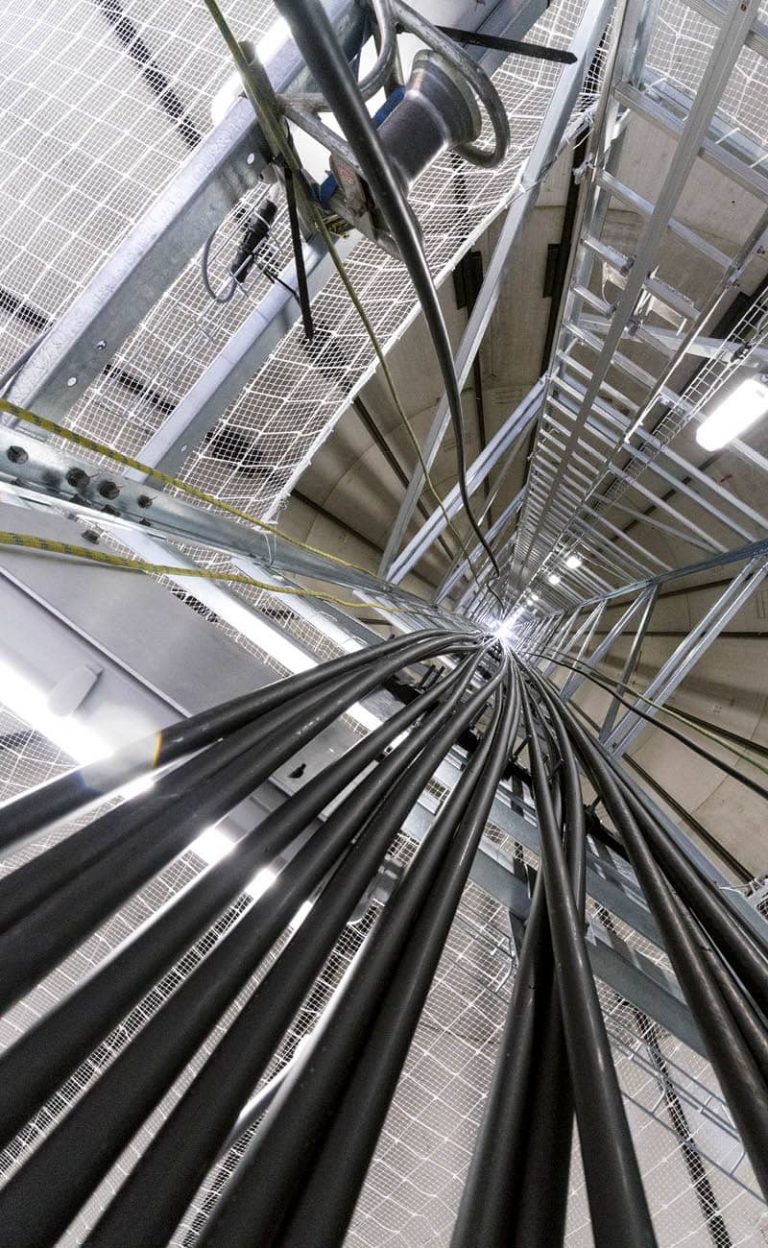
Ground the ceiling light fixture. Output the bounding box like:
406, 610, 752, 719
696, 376, 768, 451
565, 553, 582, 570
547, 573, 561, 586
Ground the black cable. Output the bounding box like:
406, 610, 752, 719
450, 862, 548, 1247
452, 672, 581, 1248
547, 688, 768, 1200
511, 680, 586, 1246
0, 654, 478, 1159
201, 198, 283, 305
0, 629, 449, 852
275, 669, 517, 1246
0, 656, 490, 1248
517, 672, 657, 1248
283, 163, 315, 339
594, 750, 768, 1024
531, 665, 768, 969
86, 678, 485, 1248
273, 0, 502, 588
563, 695, 752, 882
192, 661, 507, 1247
599, 899, 733, 1248
0, 633, 455, 1014
535, 650, 768, 802
437, 26, 577, 65
0, 634, 466, 931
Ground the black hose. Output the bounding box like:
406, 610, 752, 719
616, 776, 768, 1022
451, 677, 588, 1248
553, 691, 768, 1200
511, 680, 586, 1246
192, 662, 508, 1247
450, 866, 549, 1247
536, 650, 768, 802
518, 673, 657, 1248
0, 655, 480, 1155
0, 628, 455, 850
0, 657, 499, 1247
0, 634, 475, 935
0, 633, 458, 1012
275, 670, 518, 1246
272, 0, 502, 585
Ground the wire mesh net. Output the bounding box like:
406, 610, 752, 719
0, 0, 598, 528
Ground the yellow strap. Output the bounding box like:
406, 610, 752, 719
0, 529, 409, 614
0, 395, 376, 580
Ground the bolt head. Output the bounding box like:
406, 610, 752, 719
136, 493, 153, 509
98, 480, 120, 500
6, 445, 28, 464
66, 467, 90, 489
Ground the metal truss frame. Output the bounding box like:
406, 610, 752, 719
525, 538, 768, 809
456, 0, 768, 622
0, 422, 464, 637
378, 0, 614, 578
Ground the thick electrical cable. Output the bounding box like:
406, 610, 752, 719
537, 662, 768, 994
0, 632, 456, 1013
511, 681, 586, 1246
545, 684, 768, 1200
275, 670, 518, 1246
0, 652, 479, 1154
191, 660, 508, 1247
269, 0, 503, 588
0, 652, 495, 1244
0, 628, 454, 848
450, 863, 549, 1247
536, 649, 768, 796
517, 673, 657, 1247
0, 636, 475, 930
452, 678, 588, 1248
93, 664, 509, 1248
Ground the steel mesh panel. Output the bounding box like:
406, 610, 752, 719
649, 0, 768, 153
0, 708, 70, 802
0, 0, 598, 526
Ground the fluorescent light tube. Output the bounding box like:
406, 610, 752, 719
696, 377, 768, 451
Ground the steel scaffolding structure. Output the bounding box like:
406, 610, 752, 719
0, 0, 767, 1244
